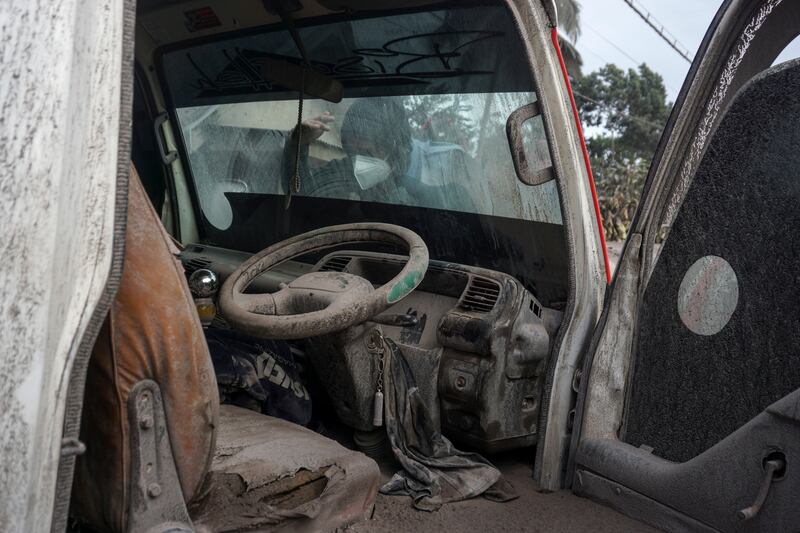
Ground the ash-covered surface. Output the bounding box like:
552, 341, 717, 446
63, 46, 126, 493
623, 58, 800, 462
346, 450, 655, 532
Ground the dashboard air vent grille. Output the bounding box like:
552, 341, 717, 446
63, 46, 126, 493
184, 257, 212, 274
459, 277, 501, 313
320, 255, 352, 272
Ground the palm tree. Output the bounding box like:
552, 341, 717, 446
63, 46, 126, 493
555, 0, 583, 79
556, 0, 582, 42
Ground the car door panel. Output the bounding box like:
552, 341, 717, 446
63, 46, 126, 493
577, 387, 800, 531
622, 58, 800, 463
571, 0, 800, 529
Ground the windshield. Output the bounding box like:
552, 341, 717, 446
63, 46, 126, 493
161, 3, 569, 305
177, 92, 558, 230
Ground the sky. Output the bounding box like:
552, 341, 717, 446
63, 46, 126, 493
573, 0, 800, 102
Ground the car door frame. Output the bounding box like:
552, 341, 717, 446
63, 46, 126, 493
506, 0, 611, 491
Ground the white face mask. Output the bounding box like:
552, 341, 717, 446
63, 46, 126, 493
353, 155, 392, 190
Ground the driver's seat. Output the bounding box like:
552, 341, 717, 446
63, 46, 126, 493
71, 167, 379, 532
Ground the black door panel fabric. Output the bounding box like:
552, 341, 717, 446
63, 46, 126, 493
623, 59, 800, 463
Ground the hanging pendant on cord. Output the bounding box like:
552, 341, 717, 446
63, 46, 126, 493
285, 68, 305, 209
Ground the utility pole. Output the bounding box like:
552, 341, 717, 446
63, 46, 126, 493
622, 0, 693, 63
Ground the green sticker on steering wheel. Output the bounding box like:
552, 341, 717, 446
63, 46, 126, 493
387, 270, 423, 304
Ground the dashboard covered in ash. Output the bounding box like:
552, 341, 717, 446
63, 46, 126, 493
180, 244, 561, 452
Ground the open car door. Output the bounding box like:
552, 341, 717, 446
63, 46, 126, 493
570, 0, 800, 530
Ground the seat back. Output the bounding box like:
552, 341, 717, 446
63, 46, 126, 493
72, 167, 219, 532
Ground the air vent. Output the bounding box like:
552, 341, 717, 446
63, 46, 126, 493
459, 277, 501, 313
319, 255, 352, 272
184, 257, 212, 274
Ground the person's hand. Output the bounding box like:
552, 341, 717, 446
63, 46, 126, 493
296, 111, 335, 144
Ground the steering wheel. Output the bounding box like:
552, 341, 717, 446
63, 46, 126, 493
218, 223, 429, 340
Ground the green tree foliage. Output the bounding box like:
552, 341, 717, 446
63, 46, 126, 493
574, 64, 672, 240
403, 94, 478, 154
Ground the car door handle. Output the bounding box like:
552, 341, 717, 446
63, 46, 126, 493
737, 457, 786, 520
154, 112, 179, 165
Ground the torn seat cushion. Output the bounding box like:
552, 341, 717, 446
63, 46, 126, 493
190, 404, 380, 533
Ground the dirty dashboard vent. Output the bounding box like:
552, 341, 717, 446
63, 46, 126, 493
319, 255, 352, 272
459, 277, 501, 313
184, 257, 212, 274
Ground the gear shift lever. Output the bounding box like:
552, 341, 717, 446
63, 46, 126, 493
188, 268, 219, 327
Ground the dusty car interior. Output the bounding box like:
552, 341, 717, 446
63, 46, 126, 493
31, 0, 800, 531
68, 1, 580, 532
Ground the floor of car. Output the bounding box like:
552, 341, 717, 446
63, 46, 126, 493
345, 449, 657, 533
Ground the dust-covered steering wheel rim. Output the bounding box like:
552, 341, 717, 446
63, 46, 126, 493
218, 223, 429, 339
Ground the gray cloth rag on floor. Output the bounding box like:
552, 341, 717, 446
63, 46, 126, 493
379, 339, 518, 511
